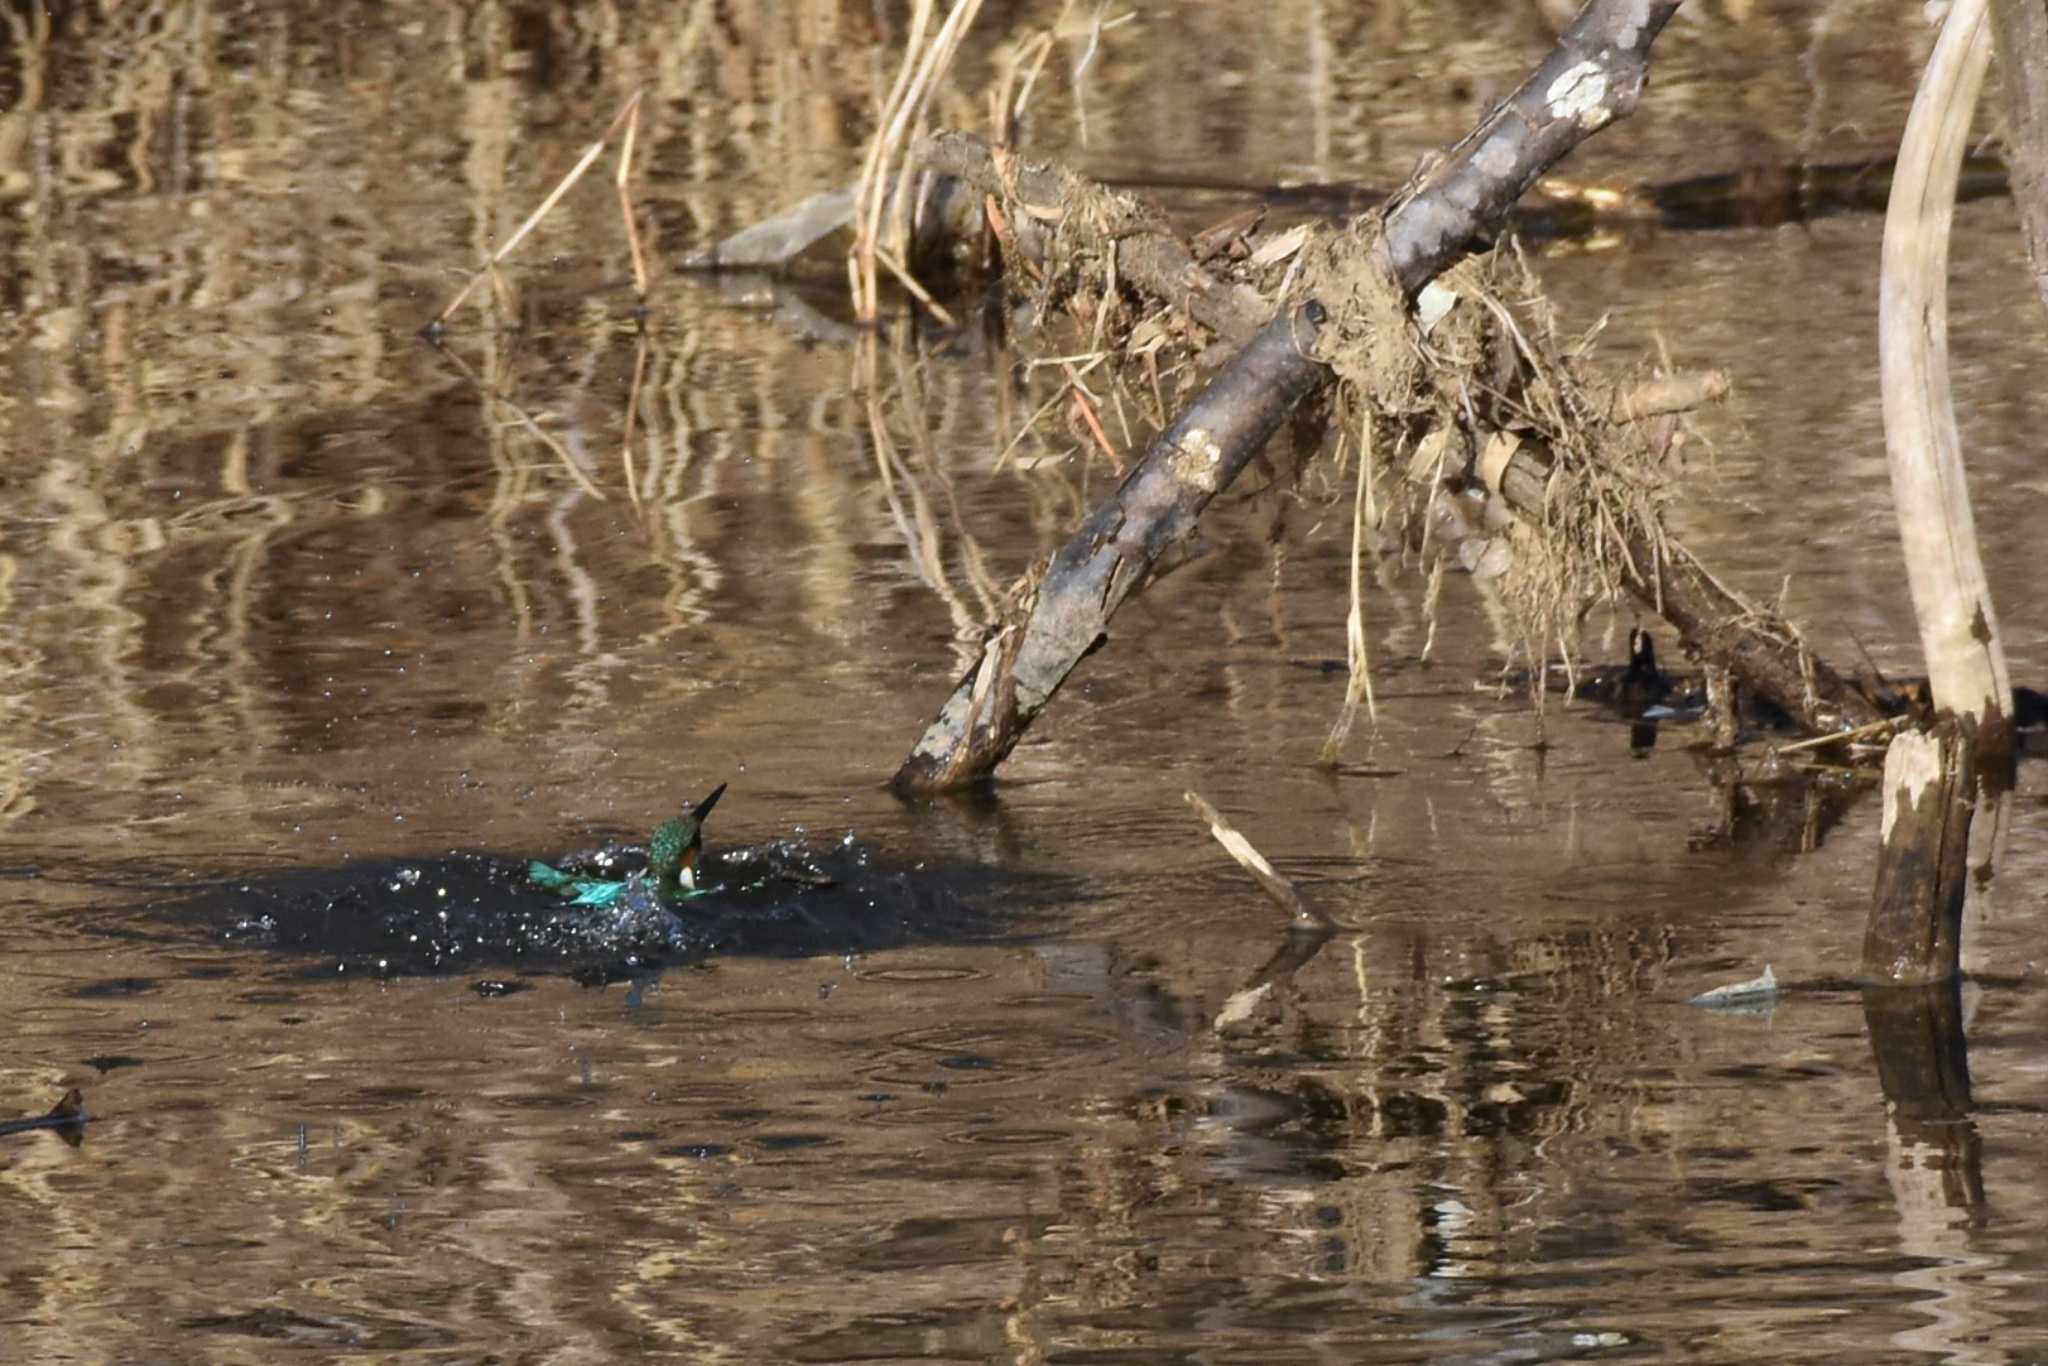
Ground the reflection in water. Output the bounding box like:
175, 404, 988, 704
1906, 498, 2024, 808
1, 2, 2046, 1361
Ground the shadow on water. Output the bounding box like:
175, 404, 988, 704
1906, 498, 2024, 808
58, 834, 1073, 984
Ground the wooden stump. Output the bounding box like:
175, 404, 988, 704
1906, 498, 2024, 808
1862, 979, 1974, 1122
1864, 722, 1977, 984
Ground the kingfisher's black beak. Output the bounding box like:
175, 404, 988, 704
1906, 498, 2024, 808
692, 782, 728, 826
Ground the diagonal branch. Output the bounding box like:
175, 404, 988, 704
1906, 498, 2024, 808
894, 0, 1689, 792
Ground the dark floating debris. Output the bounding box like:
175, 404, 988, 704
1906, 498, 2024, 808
0, 1089, 92, 1146
84, 1055, 146, 1074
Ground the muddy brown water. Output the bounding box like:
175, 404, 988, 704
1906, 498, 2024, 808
4, 4, 2048, 1361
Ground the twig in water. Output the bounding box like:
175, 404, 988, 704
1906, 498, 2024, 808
1185, 790, 1327, 926
1771, 713, 1907, 758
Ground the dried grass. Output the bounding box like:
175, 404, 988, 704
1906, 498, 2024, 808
431, 91, 648, 330
849, 0, 987, 324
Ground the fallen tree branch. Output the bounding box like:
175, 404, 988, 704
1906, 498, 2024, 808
891, 1, 1899, 790
895, 305, 1328, 789
915, 136, 1886, 736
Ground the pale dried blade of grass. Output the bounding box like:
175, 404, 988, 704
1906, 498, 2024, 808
614, 94, 649, 297
1320, 413, 1378, 764
436, 91, 643, 325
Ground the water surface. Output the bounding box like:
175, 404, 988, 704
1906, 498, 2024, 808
3, 4, 2046, 1361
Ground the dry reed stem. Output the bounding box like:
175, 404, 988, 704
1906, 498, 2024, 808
1319, 409, 1378, 764
875, 245, 959, 327
1184, 791, 1318, 923
850, 0, 934, 318
994, 355, 1108, 471
1061, 361, 1122, 471
434, 90, 646, 327
614, 95, 649, 298
850, 0, 985, 321
1771, 713, 1909, 758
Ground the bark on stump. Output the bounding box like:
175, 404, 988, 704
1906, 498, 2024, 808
1864, 722, 1977, 984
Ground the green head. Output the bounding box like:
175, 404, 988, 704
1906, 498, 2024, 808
648, 782, 728, 898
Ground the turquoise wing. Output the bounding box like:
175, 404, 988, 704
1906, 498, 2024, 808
530, 860, 628, 907
569, 880, 627, 908
527, 860, 575, 891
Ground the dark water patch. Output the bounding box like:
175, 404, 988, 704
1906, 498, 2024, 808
179, 1307, 452, 1351
93, 835, 1066, 979
754, 1132, 839, 1152
1681, 1177, 1847, 1213
997, 991, 1095, 1008
658, 1142, 734, 1160
854, 1104, 953, 1128
487, 1090, 602, 1112
61, 976, 160, 999
82, 1054, 147, 1073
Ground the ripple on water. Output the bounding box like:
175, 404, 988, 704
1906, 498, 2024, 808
854, 963, 990, 983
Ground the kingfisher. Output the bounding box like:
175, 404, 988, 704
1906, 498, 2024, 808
528, 783, 728, 911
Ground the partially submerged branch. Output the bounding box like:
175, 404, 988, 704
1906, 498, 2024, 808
894, 307, 1327, 789
1184, 790, 1324, 925
893, 0, 1899, 791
